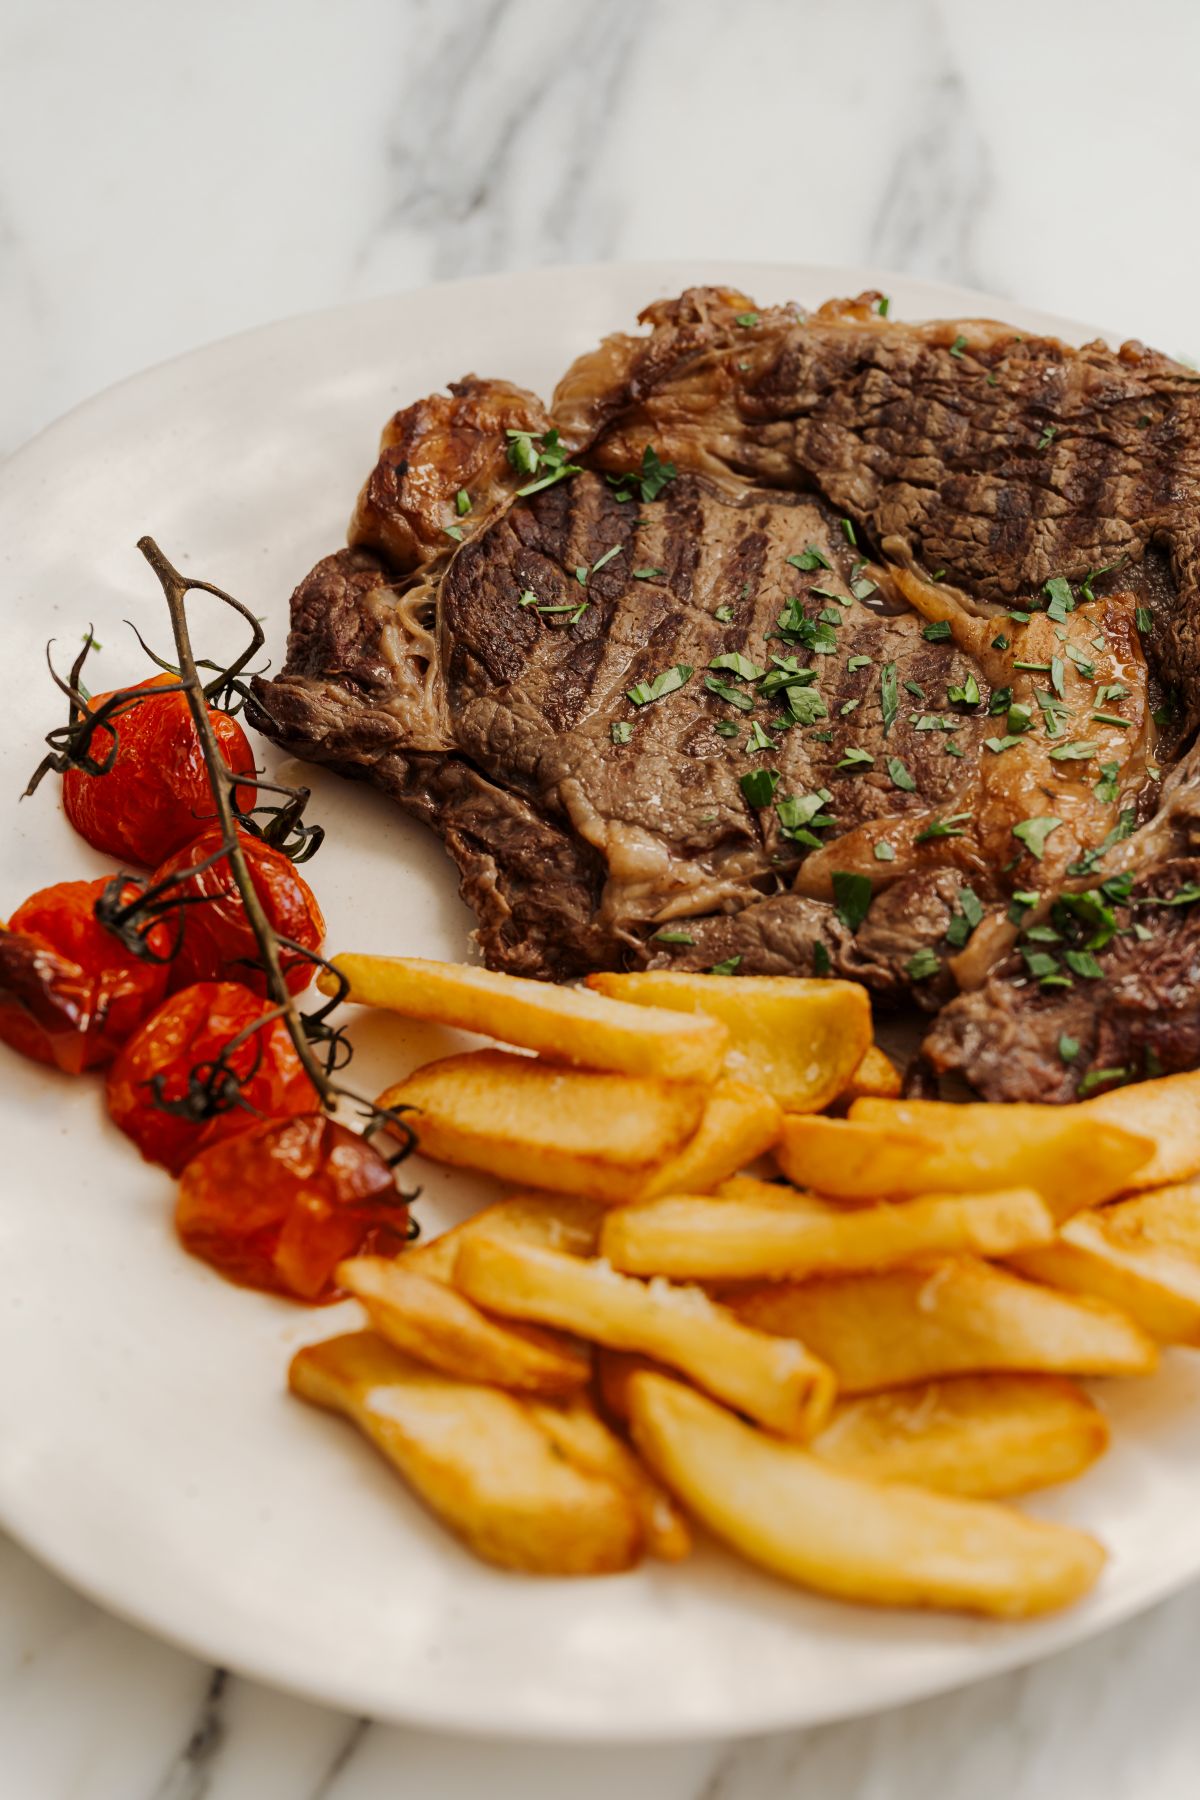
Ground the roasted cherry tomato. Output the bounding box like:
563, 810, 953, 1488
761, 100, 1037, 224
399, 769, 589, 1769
176, 1113, 409, 1302
62, 672, 257, 867
106, 981, 319, 1174
150, 827, 325, 996
0, 877, 171, 1074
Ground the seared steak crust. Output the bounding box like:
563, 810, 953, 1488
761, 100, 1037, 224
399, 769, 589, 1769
250, 290, 1200, 1103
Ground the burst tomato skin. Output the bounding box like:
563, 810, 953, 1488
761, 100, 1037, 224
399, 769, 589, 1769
176, 1113, 409, 1302
106, 981, 319, 1174
150, 828, 325, 996
62, 673, 257, 867
0, 877, 171, 1074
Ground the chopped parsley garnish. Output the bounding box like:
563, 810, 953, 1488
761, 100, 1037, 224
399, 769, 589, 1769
788, 545, 832, 572
1048, 740, 1097, 761
443, 524, 464, 542
455, 488, 471, 516
1092, 711, 1133, 728
914, 714, 959, 732
880, 662, 899, 735
633, 566, 664, 580
837, 746, 875, 772
746, 720, 777, 752
1044, 575, 1074, 620
923, 620, 952, 642
878, 295, 890, 317
842, 517, 858, 546
947, 673, 981, 707
740, 767, 781, 807
989, 686, 1014, 715
949, 335, 968, 358
1021, 948, 1062, 981
1038, 425, 1059, 450
847, 654, 873, 671
1007, 701, 1034, 734
945, 740, 966, 757
818, 606, 846, 626
1093, 756, 1122, 799
709, 955, 743, 976
710, 650, 764, 681
945, 886, 984, 948
887, 756, 916, 791
832, 871, 873, 933
611, 721, 634, 745
713, 601, 734, 620
1064, 949, 1105, 980
1007, 889, 1038, 924
992, 633, 1010, 651
1135, 605, 1153, 633
1013, 815, 1063, 861
506, 426, 584, 496
1013, 660, 1052, 673
1064, 644, 1096, 677
627, 663, 694, 706
1080, 564, 1115, 603
590, 544, 622, 575
1058, 1034, 1081, 1064
704, 673, 755, 712
606, 444, 678, 504
653, 928, 695, 944
850, 565, 878, 600
776, 788, 836, 846
915, 811, 973, 842
1077, 1067, 1130, 1098
904, 678, 926, 700
905, 947, 940, 981
812, 942, 832, 975
1050, 656, 1066, 699
714, 719, 740, 737
874, 841, 896, 862
785, 688, 830, 726
840, 699, 861, 716
985, 735, 1024, 754
930, 570, 947, 581
735, 311, 760, 328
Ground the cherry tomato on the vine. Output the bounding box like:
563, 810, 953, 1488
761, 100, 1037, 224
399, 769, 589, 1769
150, 827, 325, 996
0, 877, 171, 1074
106, 981, 319, 1174
176, 1113, 409, 1302
62, 672, 257, 867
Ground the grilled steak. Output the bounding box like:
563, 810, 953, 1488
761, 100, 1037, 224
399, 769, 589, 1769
250, 288, 1200, 1103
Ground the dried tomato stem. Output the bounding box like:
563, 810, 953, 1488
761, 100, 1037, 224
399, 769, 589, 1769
136, 535, 341, 1111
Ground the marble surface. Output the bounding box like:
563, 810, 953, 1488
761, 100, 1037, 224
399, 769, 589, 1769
6, 0, 1200, 1793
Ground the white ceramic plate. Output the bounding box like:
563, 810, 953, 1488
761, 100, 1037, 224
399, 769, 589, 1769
2, 262, 1199, 1743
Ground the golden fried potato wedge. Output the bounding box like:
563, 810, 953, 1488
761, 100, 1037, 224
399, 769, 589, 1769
289, 1331, 640, 1574
809, 1374, 1109, 1498
379, 1050, 708, 1202
585, 970, 871, 1112
599, 1188, 1056, 1282
630, 1079, 782, 1202
405, 1192, 604, 1282
1010, 1182, 1200, 1345
338, 1257, 591, 1395
840, 1043, 903, 1104
322, 954, 728, 1083
781, 1101, 1153, 1214
453, 1235, 835, 1439
717, 1174, 831, 1209
1082, 1072, 1200, 1189
527, 1393, 691, 1561
628, 1372, 1105, 1617
731, 1258, 1157, 1392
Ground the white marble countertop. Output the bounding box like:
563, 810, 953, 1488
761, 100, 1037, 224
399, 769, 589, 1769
7, 0, 1200, 1793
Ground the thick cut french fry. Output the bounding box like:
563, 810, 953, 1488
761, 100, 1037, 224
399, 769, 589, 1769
1082, 1072, 1200, 1190
378, 1050, 708, 1202
809, 1374, 1110, 1498
321, 954, 728, 1083
1010, 1182, 1200, 1345
527, 1394, 691, 1561
600, 1187, 1056, 1281
405, 1192, 604, 1282
628, 1373, 1105, 1617
585, 970, 871, 1112
338, 1257, 592, 1394
780, 1101, 1153, 1214
840, 1043, 903, 1104
731, 1258, 1157, 1392
453, 1235, 835, 1439
630, 1079, 782, 1202
289, 1331, 641, 1574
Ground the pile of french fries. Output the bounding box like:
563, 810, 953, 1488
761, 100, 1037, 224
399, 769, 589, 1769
289, 955, 1200, 1618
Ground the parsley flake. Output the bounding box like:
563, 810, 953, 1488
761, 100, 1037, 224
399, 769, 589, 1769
1013, 816, 1063, 861
709, 955, 743, 976
906, 947, 940, 981
923, 620, 952, 642
627, 663, 694, 706
611, 721, 634, 745
887, 756, 916, 791
949, 334, 968, 358
832, 871, 874, 933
